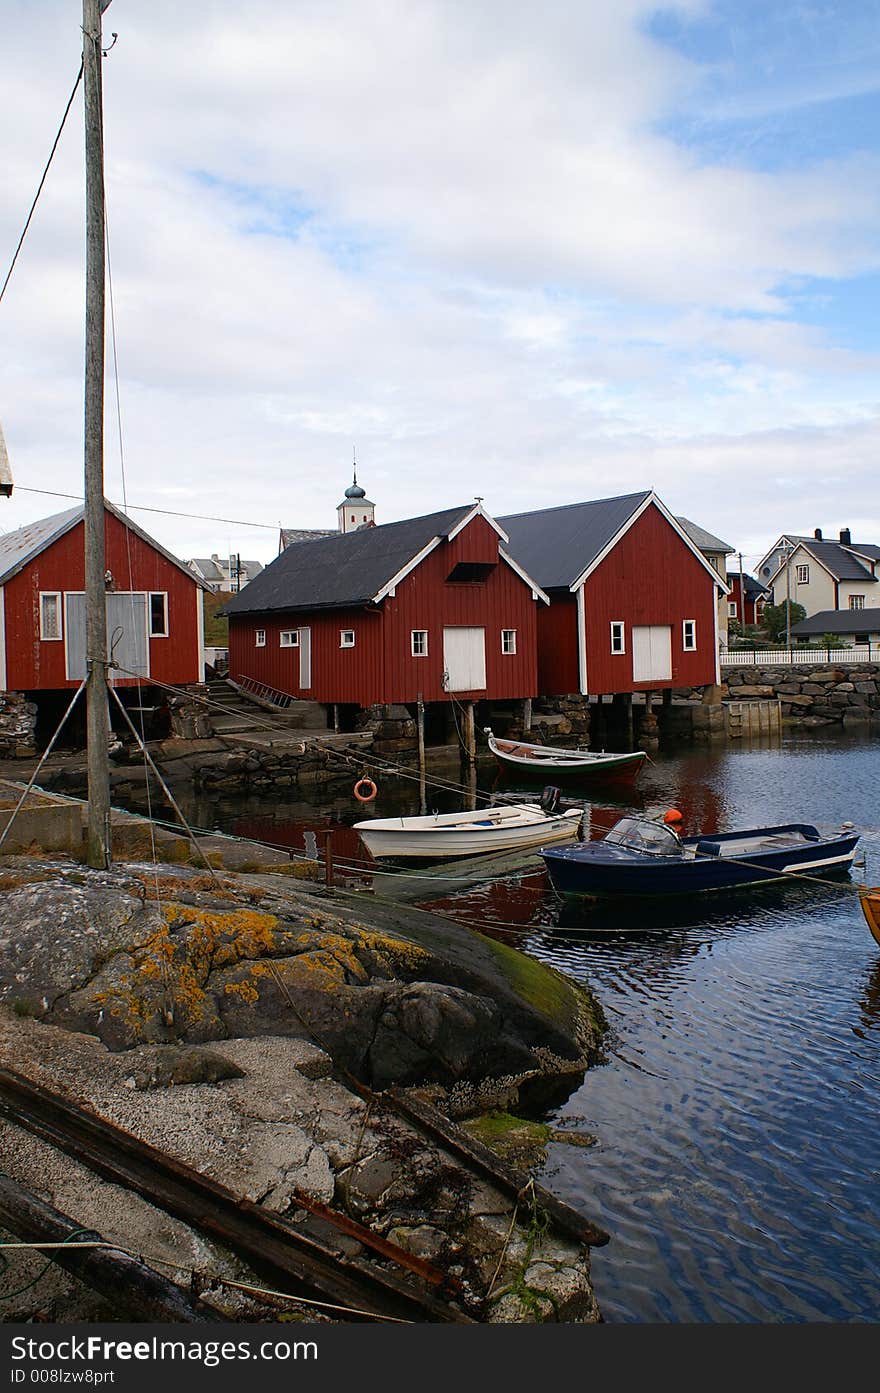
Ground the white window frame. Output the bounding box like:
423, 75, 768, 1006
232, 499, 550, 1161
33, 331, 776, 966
682, 619, 697, 651
39, 592, 63, 641
280, 630, 299, 647
255, 628, 266, 647
610, 621, 625, 655
411, 629, 428, 657
501, 628, 517, 655
849, 595, 865, 610
796, 564, 809, 585
728, 601, 737, 618
148, 591, 169, 638
340, 629, 356, 648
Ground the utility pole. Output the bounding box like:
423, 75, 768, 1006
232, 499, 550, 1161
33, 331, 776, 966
784, 541, 792, 651
83, 0, 111, 867
738, 551, 745, 628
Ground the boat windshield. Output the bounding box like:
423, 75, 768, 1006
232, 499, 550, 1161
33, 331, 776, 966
604, 817, 684, 857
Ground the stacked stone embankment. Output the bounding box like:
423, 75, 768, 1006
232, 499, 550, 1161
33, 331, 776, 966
723, 662, 880, 727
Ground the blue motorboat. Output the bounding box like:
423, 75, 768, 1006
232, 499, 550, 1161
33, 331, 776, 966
541, 815, 861, 897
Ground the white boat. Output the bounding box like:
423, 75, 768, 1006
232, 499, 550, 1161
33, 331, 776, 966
354, 802, 583, 861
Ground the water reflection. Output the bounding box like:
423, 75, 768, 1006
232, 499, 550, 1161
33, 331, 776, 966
132, 732, 880, 1323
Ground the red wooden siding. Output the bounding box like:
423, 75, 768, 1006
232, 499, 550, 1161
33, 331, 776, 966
228, 514, 540, 706
3, 511, 201, 691
580, 502, 718, 694
535, 592, 579, 695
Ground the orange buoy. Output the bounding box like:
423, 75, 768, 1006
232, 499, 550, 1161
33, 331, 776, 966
353, 776, 378, 803
662, 808, 683, 825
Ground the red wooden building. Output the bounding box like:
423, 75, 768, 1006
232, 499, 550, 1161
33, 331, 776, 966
0, 502, 205, 695
500, 491, 727, 696
225, 503, 548, 708
727, 572, 768, 628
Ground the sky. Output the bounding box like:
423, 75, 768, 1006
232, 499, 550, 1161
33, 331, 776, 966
1, 0, 880, 574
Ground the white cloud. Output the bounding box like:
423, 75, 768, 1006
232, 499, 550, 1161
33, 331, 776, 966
1, 1, 878, 571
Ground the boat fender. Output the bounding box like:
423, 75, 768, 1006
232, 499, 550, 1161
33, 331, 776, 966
695, 839, 721, 857
540, 785, 562, 814
353, 776, 378, 803
663, 808, 683, 825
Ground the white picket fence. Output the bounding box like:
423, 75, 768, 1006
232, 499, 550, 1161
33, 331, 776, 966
721, 645, 880, 667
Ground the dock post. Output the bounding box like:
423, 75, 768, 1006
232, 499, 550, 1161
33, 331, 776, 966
523, 697, 532, 733
323, 830, 334, 887
463, 700, 476, 766
417, 693, 426, 814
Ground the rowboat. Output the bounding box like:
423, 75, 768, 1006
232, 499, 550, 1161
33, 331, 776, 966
860, 888, 880, 946
541, 814, 861, 897
484, 727, 647, 785
354, 801, 583, 861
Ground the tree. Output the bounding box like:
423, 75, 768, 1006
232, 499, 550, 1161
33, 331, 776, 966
760, 600, 806, 644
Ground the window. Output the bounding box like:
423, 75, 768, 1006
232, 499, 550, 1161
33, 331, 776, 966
849, 595, 865, 610
255, 629, 266, 647
682, 619, 697, 651
447, 562, 496, 583
796, 564, 810, 584
610, 621, 625, 655
39, 592, 62, 640
728, 602, 737, 618
501, 629, 517, 655
411, 629, 428, 657
340, 629, 355, 648
149, 592, 168, 637
280, 630, 299, 647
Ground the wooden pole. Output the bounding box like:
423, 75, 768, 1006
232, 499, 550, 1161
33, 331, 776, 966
463, 700, 476, 766
523, 696, 532, 733
83, 0, 111, 868
417, 692, 426, 814
0, 1172, 222, 1323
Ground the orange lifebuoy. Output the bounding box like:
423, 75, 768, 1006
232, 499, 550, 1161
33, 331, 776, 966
354, 776, 378, 803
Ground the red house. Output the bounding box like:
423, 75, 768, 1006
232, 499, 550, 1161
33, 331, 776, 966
727, 572, 768, 628
500, 491, 726, 696
225, 503, 548, 708
0, 502, 205, 696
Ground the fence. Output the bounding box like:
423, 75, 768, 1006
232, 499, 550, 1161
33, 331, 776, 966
721, 645, 880, 667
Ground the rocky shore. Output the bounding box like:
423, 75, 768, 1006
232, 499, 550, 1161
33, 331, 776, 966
0, 855, 608, 1324
723, 661, 880, 726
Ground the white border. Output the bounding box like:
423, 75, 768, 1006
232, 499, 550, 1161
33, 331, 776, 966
0, 585, 6, 691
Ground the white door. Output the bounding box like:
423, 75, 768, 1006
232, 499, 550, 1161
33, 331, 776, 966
65, 593, 149, 681
298, 627, 311, 689
442, 627, 486, 692
632, 625, 672, 682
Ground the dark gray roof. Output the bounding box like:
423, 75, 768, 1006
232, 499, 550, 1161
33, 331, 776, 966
734, 572, 769, 599
796, 539, 877, 583
793, 609, 880, 636
677, 517, 734, 555
498, 492, 651, 590
279, 527, 335, 550
850, 543, 880, 563
226, 504, 475, 615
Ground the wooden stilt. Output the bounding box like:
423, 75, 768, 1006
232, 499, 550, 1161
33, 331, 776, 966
417, 693, 426, 814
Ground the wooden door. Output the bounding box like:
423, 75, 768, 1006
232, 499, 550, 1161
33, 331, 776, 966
632, 625, 671, 682
442, 626, 486, 691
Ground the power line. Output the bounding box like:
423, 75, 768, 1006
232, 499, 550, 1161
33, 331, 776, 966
0, 63, 84, 307
14, 485, 279, 531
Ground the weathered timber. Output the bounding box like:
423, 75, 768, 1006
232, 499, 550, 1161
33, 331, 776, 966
0, 1069, 471, 1323
0, 1170, 223, 1323
387, 1087, 610, 1248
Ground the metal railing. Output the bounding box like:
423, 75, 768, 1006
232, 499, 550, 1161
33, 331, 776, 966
721, 644, 880, 667
232, 674, 295, 708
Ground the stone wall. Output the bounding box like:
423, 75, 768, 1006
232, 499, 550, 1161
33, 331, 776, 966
0, 692, 38, 758
722, 663, 880, 727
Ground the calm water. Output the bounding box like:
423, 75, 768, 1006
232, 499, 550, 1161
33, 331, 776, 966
163, 732, 880, 1323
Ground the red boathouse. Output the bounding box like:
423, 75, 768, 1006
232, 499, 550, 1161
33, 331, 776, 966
225, 502, 548, 709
